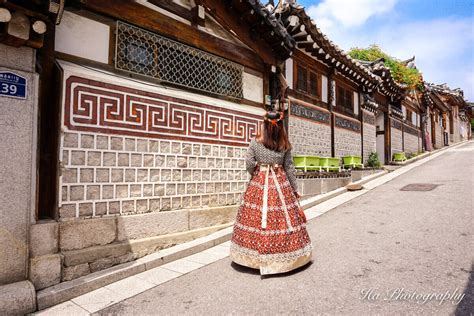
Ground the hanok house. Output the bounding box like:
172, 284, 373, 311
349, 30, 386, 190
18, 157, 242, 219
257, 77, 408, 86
423, 83, 471, 150
277, 4, 380, 163
358, 57, 426, 163
0, 0, 294, 312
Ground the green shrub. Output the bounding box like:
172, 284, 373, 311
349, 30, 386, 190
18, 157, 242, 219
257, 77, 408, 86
348, 45, 423, 90
367, 152, 381, 168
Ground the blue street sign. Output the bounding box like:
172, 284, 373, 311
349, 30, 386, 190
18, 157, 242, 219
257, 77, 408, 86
0, 71, 27, 99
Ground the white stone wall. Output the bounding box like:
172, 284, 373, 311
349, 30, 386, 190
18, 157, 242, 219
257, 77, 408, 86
334, 128, 361, 157
288, 117, 331, 156
0, 44, 39, 285
390, 127, 403, 157
59, 133, 249, 219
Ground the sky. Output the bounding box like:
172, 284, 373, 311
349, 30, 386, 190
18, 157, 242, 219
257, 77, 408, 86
295, 0, 474, 100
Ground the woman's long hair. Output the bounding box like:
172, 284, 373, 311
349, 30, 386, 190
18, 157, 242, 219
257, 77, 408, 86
256, 112, 292, 152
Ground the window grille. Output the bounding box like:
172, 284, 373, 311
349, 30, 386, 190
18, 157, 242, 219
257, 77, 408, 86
115, 21, 243, 98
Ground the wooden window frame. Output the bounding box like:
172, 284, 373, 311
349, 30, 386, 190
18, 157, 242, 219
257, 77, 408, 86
335, 82, 355, 116
405, 108, 413, 125
293, 60, 322, 101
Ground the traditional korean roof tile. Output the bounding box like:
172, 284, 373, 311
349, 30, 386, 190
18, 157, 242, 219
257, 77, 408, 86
423, 82, 467, 111
361, 93, 379, 113
243, 0, 296, 57
276, 3, 379, 89
357, 58, 407, 100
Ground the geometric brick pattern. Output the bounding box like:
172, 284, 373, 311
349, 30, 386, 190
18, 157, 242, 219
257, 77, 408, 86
64, 76, 262, 147
335, 114, 361, 133
289, 100, 331, 124
58, 74, 263, 219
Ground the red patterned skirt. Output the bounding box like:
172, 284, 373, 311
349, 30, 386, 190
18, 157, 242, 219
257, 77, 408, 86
230, 164, 313, 275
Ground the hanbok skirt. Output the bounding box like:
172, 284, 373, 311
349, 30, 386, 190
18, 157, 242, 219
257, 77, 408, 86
229, 164, 313, 275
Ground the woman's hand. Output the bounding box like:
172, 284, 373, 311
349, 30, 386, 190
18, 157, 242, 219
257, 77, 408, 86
294, 191, 301, 199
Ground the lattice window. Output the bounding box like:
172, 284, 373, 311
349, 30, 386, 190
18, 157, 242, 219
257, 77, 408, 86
336, 85, 353, 111
115, 21, 243, 98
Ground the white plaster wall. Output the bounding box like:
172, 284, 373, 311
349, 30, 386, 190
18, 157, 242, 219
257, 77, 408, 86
285, 58, 293, 90
321, 75, 328, 103
56, 11, 110, 64
242, 72, 263, 104
363, 123, 376, 164
353, 91, 359, 116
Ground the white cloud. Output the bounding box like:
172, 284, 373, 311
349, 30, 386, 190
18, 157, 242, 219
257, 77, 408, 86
305, 2, 474, 100
307, 0, 398, 29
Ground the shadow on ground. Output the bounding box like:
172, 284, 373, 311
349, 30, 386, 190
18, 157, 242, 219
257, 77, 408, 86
455, 262, 474, 316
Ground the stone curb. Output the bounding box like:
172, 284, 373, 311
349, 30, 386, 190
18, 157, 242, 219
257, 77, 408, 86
35, 140, 472, 311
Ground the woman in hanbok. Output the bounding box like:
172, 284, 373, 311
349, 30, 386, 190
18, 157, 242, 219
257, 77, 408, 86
229, 110, 313, 275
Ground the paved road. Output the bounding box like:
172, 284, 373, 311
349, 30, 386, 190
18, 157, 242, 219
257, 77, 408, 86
98, 142, 473, 315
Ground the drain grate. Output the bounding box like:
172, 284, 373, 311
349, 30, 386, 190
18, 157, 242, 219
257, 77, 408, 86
400, 183, 439, 191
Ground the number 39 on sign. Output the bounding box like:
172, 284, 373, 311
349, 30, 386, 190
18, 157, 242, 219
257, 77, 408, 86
0, 71, 27, 99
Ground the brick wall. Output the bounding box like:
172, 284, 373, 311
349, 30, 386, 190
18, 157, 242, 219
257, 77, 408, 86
58, 64, 261, 220
390, 128, 403, 157
362, 110, 376, 164
334, 114, 361, 157
288, 100, 331, 156
404, 133, 420, 154
60, 134, 250, 219
335, 128, 361, 157
288, 117, 331, 156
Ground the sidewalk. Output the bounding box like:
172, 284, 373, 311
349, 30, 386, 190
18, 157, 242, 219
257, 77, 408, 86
34, 140, 472, 315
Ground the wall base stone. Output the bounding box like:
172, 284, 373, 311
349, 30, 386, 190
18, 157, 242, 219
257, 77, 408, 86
0, 280, 36, 315
30, 222, 59, 257
59, 217, 117, 251
29, 254, 61, 290
62, 263, 91, 282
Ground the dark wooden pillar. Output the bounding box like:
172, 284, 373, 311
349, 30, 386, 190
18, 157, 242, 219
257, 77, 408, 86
37, 21, 61, 220
328, 68, 335, 157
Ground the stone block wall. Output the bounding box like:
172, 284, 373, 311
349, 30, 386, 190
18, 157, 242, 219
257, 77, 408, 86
288, 100, 331, 156
58, 63, 262, 220
362, 110, 376, 164
0, 44, 38, 286
334, 114, 361, 157
60, 134, 249, 219
404, 132, 420, 154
